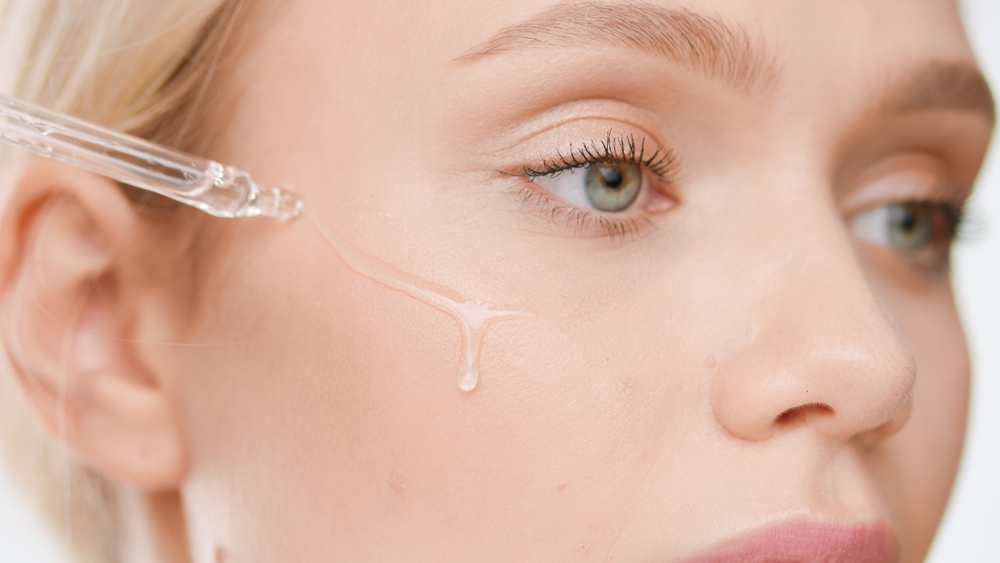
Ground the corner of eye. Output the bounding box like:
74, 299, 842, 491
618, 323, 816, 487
644, 191, 679, 214
494, 166, 530, 179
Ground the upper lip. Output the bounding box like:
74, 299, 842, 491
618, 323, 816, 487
676, 519, 899, 563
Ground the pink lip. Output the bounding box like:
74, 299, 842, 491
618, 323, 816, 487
679, 520, 899, 563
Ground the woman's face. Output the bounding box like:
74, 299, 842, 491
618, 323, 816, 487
164, 0, 993, 561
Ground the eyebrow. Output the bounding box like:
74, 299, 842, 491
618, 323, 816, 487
883, 62, 995, 123
457, 2, 775, 92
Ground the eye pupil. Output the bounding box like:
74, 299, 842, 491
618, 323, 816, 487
600, 167, 624, 189
899, 211, 917, 232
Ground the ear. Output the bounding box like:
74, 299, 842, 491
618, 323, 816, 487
0, 159, 186, 490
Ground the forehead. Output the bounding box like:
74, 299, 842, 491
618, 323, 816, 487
255, 0, 977, 106
230, 0, 986, 169
270, 0, 972, 65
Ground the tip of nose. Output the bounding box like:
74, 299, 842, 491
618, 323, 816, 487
709, 337, 918, 443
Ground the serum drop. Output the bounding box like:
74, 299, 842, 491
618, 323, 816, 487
306, 214, 529, 392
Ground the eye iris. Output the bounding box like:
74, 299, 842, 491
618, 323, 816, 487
585, 162, 641, 212
887, 203, 932, 252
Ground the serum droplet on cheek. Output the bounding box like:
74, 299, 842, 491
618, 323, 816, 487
306, 214, 530, 392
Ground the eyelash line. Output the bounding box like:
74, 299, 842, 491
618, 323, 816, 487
945, 198, 975, 243
518, 131, 679, 183
898, 194, 970, 242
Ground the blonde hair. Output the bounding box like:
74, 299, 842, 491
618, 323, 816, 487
0, 0, 254, 560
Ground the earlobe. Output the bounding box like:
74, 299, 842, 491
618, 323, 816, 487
0, 160, 187, 490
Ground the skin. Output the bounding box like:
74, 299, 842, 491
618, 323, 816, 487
0, 0, 994, 562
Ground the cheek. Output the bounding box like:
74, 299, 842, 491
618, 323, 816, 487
170, 224, 700, 559
168, 202, 971, 561
867, 280, 969, 559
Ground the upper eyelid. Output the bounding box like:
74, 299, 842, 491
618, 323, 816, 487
837, 153, 970, 216
477, 98, 672, 154
481, 105, 676, 166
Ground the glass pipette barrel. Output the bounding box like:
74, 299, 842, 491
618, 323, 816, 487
0, 94, 302, 220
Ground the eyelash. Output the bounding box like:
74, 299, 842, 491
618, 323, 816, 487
915, 197, 969, 267
939, 200, 967, 240
905, 194, 969, 242
520, 131, 679, 182
508, 131, 679, 240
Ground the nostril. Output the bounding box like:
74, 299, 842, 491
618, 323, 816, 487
775, 402, 834, 425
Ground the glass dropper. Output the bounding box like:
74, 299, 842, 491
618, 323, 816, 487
0, 93, 302, 220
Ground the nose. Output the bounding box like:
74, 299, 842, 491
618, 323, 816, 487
709, 201, 917, 443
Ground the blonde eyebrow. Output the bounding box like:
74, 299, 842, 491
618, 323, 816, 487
884, 61, 995, 124
457, 2, 776, 93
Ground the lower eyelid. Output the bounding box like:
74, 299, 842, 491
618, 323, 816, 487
514, 179, 649, 240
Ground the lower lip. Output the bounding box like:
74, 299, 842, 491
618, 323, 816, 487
679, 520, 899, 563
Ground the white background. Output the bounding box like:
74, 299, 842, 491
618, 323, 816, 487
1, 2, 999, 561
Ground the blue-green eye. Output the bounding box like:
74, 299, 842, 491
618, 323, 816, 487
850, 202, 958, 254
886, 204, 932, 251
585, 162, 642, 212
534, 161, 643, 212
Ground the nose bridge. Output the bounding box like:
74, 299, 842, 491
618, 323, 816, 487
708, 190, 917, 443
